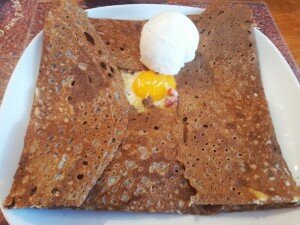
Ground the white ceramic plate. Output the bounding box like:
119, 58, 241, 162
0, 4, 300, 225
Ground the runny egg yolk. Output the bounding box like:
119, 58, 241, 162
132, 71, 176, 101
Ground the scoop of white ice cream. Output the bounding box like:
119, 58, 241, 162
140, 11, 200, 75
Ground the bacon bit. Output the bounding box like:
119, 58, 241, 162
165, 88, 178, 107
165, 96, 178, 107
167, 88, 179, 97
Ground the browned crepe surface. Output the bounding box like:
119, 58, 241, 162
90, 19, 146, 71
177, 3, 300, 205
82, 107, 235, 214
85, 2, 299, 213
82, 107, 203, 214
4, 0, 129, 208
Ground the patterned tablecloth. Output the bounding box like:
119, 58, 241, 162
0, 0, 299, 224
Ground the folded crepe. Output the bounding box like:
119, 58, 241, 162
3, 0, 129, 208
4, 0, 300, 214
85, 1, 300, 213
82, 107, 205, 214
177, 3, 300, 206
92, 19, 146, 71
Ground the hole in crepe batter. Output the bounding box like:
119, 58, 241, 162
120, 47, 125, 51
100, 62, 107, 70
154, 126, 159, 130
106, 41, 110, 45
30, 186, 37, 196
150, 185, 155, 191
61, 67, 67, 74
108, 72, 113, 78
67, 96, 73, 101
174, 166, 181, 173
82, 161, 88, 165
83, 121, 87, 125
94, 106, 101, 114
6, 198, 16, 208
50, 64, 57, 71
48, 136, 55, 141
77, 174, 84, 180
51, 188, 61, 196
84, 32, 95, 45
98, 50, 102, 55
110, 66, 115, 73
88, 76, 93, 83
71, 80, 75, 86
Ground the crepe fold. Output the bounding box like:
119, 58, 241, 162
3, 0, 129, 208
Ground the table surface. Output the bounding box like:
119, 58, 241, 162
253, 0, 300, 64
0, 0, 299, 224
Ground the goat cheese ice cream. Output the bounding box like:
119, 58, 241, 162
140, 11, 200, 75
